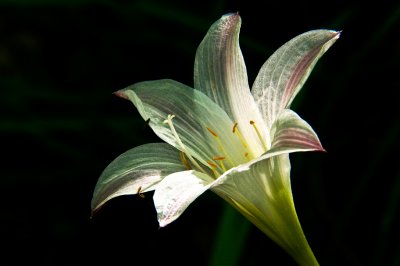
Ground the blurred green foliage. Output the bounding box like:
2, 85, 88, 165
1, 0, 399, 265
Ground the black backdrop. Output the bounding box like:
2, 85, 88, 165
1, 0, 399, 265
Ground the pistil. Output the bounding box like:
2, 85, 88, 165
164, 114, 206, 172
179, 151, 192, 170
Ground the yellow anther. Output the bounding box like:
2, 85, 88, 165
232, 122, 238, 133
244, 152, 249, 158
250, 120, 268, 151
232, 122, 248, 149
180, 152, 192, 170
207, 127, 218, 137
212, 156, 226, 172
207, 161, 217, 168
206, 126, 234, 166
137, 186, 145, 199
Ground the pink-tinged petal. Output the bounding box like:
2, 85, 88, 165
91, 143, 186, 215
153, 170, 214, 227
194, 13, 249, 118
207, 110, 324, 181
252, 30, 340, 130
194, 13, 269, 155
271, 109, 324, 152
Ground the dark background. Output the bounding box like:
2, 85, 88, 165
1, 0, 399, 265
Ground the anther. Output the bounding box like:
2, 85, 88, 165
212, 156, 226, 172
137, 186, 145, 199
232, 123, 238, 133
206, 126, 234, 166
207, 127, 218, 137
207, 161, 217, 168
232, 122, 248, 149
207, 161, 219, 178
250, 120, 268, 151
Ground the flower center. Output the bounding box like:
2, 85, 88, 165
206, 127, 234, 166
164, 114, 269, 178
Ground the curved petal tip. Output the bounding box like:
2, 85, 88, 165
113, 90, 129, 100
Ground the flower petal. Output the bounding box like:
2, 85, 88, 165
211, 155, 318, 265
91, 143, 186, 214
270, 109, 324, 152
118, 79, 248, 169
252, 30, 340, 130
222, 112, 324, 175
210, 155, 292, 249
153, 170, 214, 227
194, 13, 269, 155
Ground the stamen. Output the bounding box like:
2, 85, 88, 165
179, 151, 192, 170
207, 127, 218, 137
232, 122, 248, 149
212, 156, 227, 171
244, 152, 249, 158
164, 114, 205, 172
250, 120, 268, 151
232, 123, 238, 133
207, 161, 217, 168
137, 186, 145, 198
207, 161, 218, 178
206, 126, 234, 166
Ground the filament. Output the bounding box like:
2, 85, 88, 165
232, 122, 248, 149
250, 120, 268, 151
207, 161, 219, 178
206, 126, 234, 166
213, 156, 227, 172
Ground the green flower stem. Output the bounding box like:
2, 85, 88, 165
210, 205, 251, 266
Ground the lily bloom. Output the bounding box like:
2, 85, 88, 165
92, 13, 339, 266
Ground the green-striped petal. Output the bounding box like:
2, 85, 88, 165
91, 143, 185, 214
252, 30, 340, 130
118, 79, 247, 169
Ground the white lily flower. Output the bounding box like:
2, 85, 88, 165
92, 13, 339, 265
